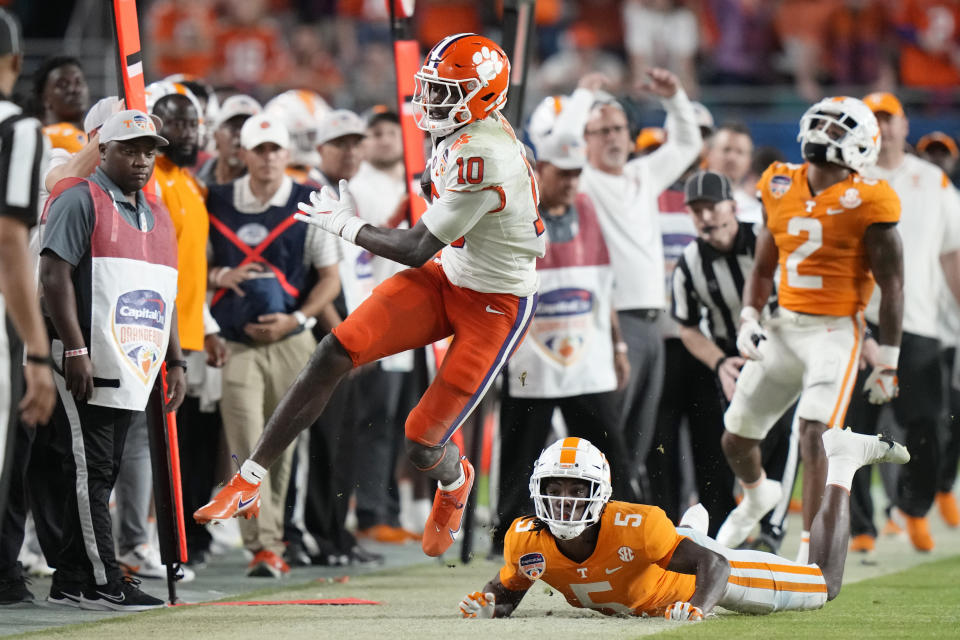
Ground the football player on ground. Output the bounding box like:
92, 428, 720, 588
459, 434, 908, 620
195, 33, 545, 558
716, 97, 904, 562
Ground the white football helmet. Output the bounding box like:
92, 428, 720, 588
264, 90, 331, 168
529, 438, 612, 540
797, 96, 880, 173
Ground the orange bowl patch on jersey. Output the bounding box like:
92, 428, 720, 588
769, 175, 792, 198
519, 552, 545, 580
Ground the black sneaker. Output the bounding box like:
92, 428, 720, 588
47, 575, 83, 608
0, 573, 33, 605
349, 545, 384, 565
79, 576, 165, 611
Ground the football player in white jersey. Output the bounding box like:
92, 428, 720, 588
195, 33, 545, 559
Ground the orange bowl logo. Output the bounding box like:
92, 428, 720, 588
111, 289, 167, 384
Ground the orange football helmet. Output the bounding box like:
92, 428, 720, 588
413, 33, 510, 136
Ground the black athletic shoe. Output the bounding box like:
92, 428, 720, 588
47, 575, 84, 608
349, 545, 384, 565
79, 576, 165, 611
0, 573, 33, 605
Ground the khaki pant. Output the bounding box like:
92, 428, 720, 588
221, 330, 316, 555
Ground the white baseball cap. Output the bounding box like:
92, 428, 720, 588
240, 113, 290, 150
315, 109, 367, 147
84, 96, 124, 136
99, 110, 168, 146
537, 133, 587, 170
215, 94, 261, 130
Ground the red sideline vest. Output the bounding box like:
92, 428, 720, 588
43, 177, 179, 411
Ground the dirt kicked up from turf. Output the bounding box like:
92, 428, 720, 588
3, 500, 960, 640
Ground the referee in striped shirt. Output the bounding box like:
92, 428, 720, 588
0, 7, 55, 560
671, 170, 797, 553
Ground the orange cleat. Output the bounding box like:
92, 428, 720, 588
903, 514, 934, 552
881, 516, 903, 536
193, 473, 261, 524
357, 524, 421, 544
850, 533, 875, 552
936, 491, 960, 528
421, 457, 475, 557
247, 550, 290, 578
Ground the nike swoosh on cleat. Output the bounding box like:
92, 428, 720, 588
95, 591, 125, 604
238, 495, 257, 509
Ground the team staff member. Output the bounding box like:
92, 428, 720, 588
458, 431, 908, 620
494, 131, 634, 556
40, 109, 185, 610
195, 34, 544, 559
580, 68, 701, 502
718, 97, 904, 562
844, 93, 960, 553
203, 113, 341, 578
195, 94, 261, 186
0, 9, 57, 602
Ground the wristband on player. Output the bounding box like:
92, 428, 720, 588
614, 341, 629, 354
739, 306, 760, 323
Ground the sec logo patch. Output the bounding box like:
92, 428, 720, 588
519, 552, 545, 580
618, 546, 635, 562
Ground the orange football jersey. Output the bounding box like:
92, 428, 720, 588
757, 162, 900, 317
499, 502, 695, 616
43, 122, 86, 153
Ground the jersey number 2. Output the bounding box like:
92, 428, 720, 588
786, 217, 823, 289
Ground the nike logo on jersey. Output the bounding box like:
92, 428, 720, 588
605, 566, 623, 574
826, 207, 845, 215
238, 495, 257, 509
485, 305, 506, 315
95, 590, 125, 604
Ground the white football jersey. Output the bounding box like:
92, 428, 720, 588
421, 113, 545, 296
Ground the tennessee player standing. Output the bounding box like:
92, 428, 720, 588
194, 33, 545, 558
716, 97, 904, 559
459, 434, 908, 620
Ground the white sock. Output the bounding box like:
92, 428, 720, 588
240, 459, 266, 485
796, 531, 810, 564
825, 455, 859, 493
439, 465, 465, 492
740, 470, 767, 499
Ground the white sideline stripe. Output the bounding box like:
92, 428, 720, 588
53, 340, 108, 586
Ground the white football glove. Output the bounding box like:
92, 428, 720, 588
294, 178, 368, 244
864, 345, 900, 404
459, 591, 496, 619
664, 601, 704, 622
736, 307, 767, 361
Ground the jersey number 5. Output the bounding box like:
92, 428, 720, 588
786, 217, 824, 289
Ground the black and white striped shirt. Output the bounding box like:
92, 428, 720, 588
671, 221, 777, 355
0, 99, 45, 228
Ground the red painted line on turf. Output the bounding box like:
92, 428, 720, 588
172, 598, 381, 606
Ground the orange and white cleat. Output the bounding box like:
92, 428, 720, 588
193, 473, 261, 524
421, 457, 474, 557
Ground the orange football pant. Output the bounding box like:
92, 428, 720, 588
332, 259, 536, 446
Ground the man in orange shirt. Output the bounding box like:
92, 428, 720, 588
717, 97, 904, 562
460, 433, 907, 620
33, 56, 89, 153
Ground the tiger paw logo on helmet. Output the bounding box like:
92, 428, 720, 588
472, 47, 504, 83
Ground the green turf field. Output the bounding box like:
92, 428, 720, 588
8, 552, 960, 640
